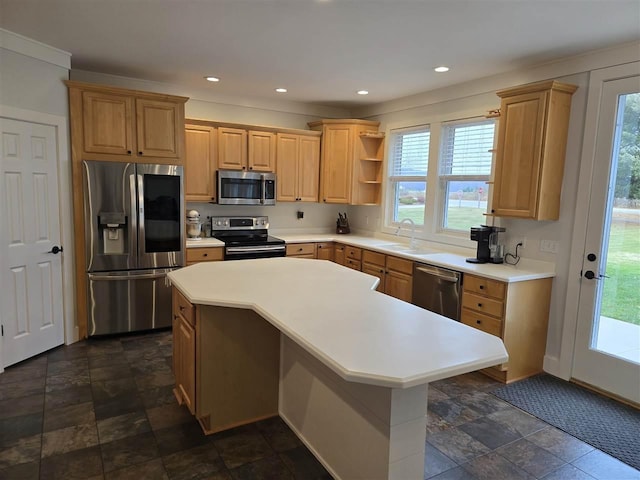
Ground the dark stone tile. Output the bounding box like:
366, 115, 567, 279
431, 466, 479, 479
97, 410, 150, 443
0, 361, 47, 385
86, 340, 124, 357
496, 438, 566, 478
427, 427, 491, 464
139, 385, 176, 409
88, 353, 129, 370
0, 459, 40, 479
162, 443, 226, 480
44, 385, 93, 410
428, 398, 483, 426
90, 365, 133, 382
461, 451, 536, 480
214, 431, 274, 469
43, 401, 95, 433
425, 442, 458, 479
91, 377, 138, 403
428, 386, 450, 403
41, 423, 99, 458
0, 412, 43, 448
229, 454, 294, 480
134, 370, 175, 391
279, 446, 331, 480
46, 358, 88, 376
47, 344, 88, 363
455, 391, 512, 415
129, 357, 172, 376
100, 432, 159, 473
0, 376, 45, 401
431, 372, 498, 397
0, 434, 41, 470
542, 464, 599, 480
527, 427, 594, 463
40, 445, 103, 479
93, 392, 144, 421
571, 450, 640, 480
154, 421, 211, 456
459, 416, 522, 450
254, 416, 302, 452
146, 402, 193, 431
486, 407, 547, 437
45, 370, 91, 392
427, 410, 454, 435
105, 458, 168, 480
0, 392, 44, 420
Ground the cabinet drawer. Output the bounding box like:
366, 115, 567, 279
464, 274, 506, 300
345, 246, 362, 260
362, 250, 385, 267
462, 292, 504, 318
174, 289, 195, 327
386, 255, 413, 275
286, 243, 316, 257
461, 308, 503, 337
186, 247, 223, 263
345, 258, 361, 271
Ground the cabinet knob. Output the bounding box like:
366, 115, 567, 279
249, 166, 253, 170
477, 303, 483, 307
491, 209, 495, 213
139, 151, 143, 155
242, 166, 246, 170
323, 199, 326, 202
298, 248, 303, 252
479, 285, 484, 290
179, 305, 185, 311
476, 319, 482, 325
127, 150, 132, 155
203, 253, 208, 257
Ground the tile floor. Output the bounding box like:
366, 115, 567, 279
0, 329, 638, 480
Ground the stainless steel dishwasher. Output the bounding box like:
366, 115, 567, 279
411, 263, 462, 321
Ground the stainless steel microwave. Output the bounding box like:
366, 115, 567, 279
217, 170, 276, 205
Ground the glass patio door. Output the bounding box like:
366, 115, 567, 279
572, 73, 640, 404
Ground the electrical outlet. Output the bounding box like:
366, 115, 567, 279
512, 237, 526, 249
540, 239, 559, 254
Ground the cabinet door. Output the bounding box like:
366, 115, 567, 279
492, 91, 547, 218
276, 134, 298, 201
248, 131, 276, 172
334, 244, 346, 266
136, 98, 182, 158
185, 125, 216, 202
82, 91, 134, 156
321, 125, 353, 204
177, 316, 196, 414
362, 263, 385, 292
218, 127, 248, 170
316, 243, 334, 261
298, 136, 320, 202
385, 271, 413, 302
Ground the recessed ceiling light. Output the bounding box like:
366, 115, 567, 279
205, 76, 220, 82
434, 66, 449, 73
357, 90, 369, 95
275, 88, 288, 93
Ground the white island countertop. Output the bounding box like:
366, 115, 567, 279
168, 258, 508, 389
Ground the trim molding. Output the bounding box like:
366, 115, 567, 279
0, 28, 71, 69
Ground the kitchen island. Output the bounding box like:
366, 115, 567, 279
168, 258, 508, 480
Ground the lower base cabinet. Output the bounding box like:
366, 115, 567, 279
186, 247, 223, 266
461, 274, 552, 383
362, 249, 413, 302
172, 288, 196, 414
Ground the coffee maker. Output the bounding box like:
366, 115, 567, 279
466, 225, 506, 264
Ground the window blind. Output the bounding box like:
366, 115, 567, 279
440, 120, 494, 176
390, 127, 430, 177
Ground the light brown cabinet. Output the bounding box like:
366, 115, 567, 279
461, 274, 553, 383
173, 288, 196, 414
316, 242, 334, 261
70, 82, 186, 162
286, 243, 316, 258
218, 127, 276, 172
491, 80, 577, 220
333, 244, 362, 270
185, 125, 216, 202
186, 247, 223, 266
308, 119, 384, 205
276, 133, 321, 202
362, 250, 413, 302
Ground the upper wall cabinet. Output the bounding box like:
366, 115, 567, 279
276, 133, 321, 202
66, 80, 188, 163
218, 127, 276, 172
185, 124, 216, 202
491, 80, 577, 220
308, 119, 384, 205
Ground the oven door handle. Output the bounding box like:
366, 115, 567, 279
226, 245, 285, 254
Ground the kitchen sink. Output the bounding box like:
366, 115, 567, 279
376, 243, 440, 255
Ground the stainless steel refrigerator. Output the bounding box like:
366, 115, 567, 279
83, 160, 185, 336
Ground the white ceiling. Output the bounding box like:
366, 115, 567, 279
1, 0, 639, 109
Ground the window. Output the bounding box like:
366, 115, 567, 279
439, 119, 495, 232
388, 126, 430, 226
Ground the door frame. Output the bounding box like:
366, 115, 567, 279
0, 105, 77, 373
556, 62, 640, 380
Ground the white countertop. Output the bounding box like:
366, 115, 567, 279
168, 258, 508, 389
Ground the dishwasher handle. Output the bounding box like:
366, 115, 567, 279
415, 265, 460, 283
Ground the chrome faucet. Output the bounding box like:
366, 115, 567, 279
395, 218, 417, 249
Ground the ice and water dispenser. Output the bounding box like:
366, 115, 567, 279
98, 212, 127, 255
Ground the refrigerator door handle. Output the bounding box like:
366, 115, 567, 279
88, 269, 175, 281
137, 173, 145, 256
129, 172, 138, 261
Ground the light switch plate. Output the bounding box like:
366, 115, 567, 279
540, 239, 559, 254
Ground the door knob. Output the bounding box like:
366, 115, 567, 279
584, 270, 595, 279
47, 245, 63, 254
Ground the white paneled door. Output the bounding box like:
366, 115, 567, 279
0, 118, 64, 367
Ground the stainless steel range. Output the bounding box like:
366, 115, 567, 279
211, 216, 285, 260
